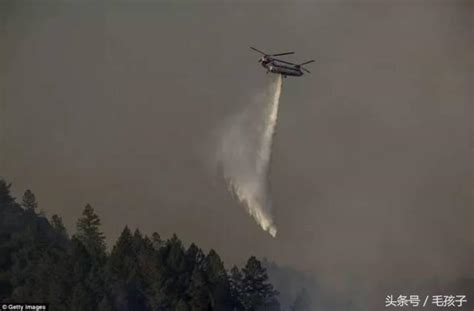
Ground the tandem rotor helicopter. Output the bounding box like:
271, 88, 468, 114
250, 47, 315, 78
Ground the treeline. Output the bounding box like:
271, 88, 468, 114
0, 179, 282, 311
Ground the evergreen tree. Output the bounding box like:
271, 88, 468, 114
241, 256, 280, 311
21, 189, 38, 213
151, 232, 162, 250
9, 217, 53, 302
108, 227, 156, 310
0, 180, 14, 207
204, 249, 232, 309
187, 267, 211, 311
0, 180, 16, 299
69, 237, 104, 310
75, 204, 106, 259
70, 283, 95, 311
0, 180, 284, 311
71, 207, 107, 309
154, 234, 188, 309
184, 244, 208, 310
108, 226, 134, 279
165, 234, 187, 274
229, 265, 244, 309
132, 230, 156, 282
108, 226, 136, 310
51, 214, 68, 239
186, 243, 205, 272
29, 247, 71, 310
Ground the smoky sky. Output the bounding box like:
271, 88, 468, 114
1, 0, 472, 305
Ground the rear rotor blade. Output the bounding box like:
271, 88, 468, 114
300, 60, 315, 66
302, 67, 311, 73
250, 47, 267, 55
273, 58, 297, 66
271, 52, 295, 56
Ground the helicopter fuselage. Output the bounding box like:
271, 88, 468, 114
260, 59, 303, 77
251, 47, 313, 78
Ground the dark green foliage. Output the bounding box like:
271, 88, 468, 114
0, 187, 70, 308
51, 214, 69, 244
229, 266, 244, 309
204, 250, 233, 310
241, 256, 280, 311
51, 214, 67, 237
0, 180, 15, 300
151, 231, 162, 250
108, 226, 134, 279
186, 243, 205, 271
106, 227, 156, 310
69, 236, 105, 310
21, 189, 38, 213
188, 266, 211, 310
153, 233, 189, 309
0, 179, 281, 310
0, 180, 14, 207
75, 204, 106, 260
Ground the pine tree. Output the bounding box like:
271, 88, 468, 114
69, 236, 104, 310
0, 180, 14, 207
0, 180, 284, 311
72, 206, 106, 309
165, 234, 187, 275
229, 266, 244, 309
186, 243, 205, 272
0, 180, 16, 299
75, 204, 106, 258
241, 256, 280, 311
151, 232, 162, 250
108, 227, 156, 310
30, 248, 71, 310
188, 267, 211, 311
154, 234, 188, 309
204, 249, 232, 310
21, 190, 38, 213
70, 283, 95, 311
108, 226, 134, 279
51, 214, 68, 239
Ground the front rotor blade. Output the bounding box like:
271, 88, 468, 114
250, 47, 267, 55
271, 52, 295, 56
300, 60, 315, 66
302, 67, 311, 73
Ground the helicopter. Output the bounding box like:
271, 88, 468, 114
250, 47, 315, 78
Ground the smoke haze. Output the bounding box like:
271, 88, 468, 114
1, 1, 472, 309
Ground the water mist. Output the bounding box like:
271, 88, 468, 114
217, 75, 282, 237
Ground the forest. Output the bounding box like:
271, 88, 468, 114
0, 179, 311, 311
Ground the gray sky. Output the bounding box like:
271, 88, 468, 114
1, 0, 472, 306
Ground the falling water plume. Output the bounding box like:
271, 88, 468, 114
217, 75, 282, 237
